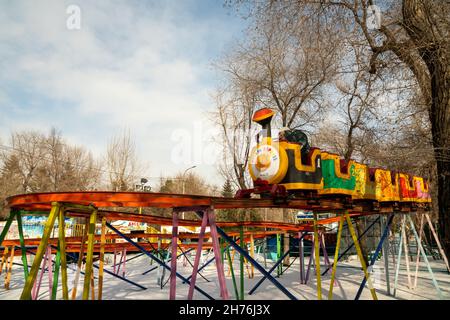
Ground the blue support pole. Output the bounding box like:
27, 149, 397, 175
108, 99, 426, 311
321, 216, 381, 276
248, 249, 291, 295
112, 253, 145, 268
106, 222, 214, 300
216, 227, 298, 300
249, 233, 305, 295
143, 248, 195, 275
57, 247, 147, 290
355, 213, 394, 300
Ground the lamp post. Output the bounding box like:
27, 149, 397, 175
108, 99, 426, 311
181, 166, 196, 219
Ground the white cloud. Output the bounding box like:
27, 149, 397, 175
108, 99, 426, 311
0, 0, 245, 187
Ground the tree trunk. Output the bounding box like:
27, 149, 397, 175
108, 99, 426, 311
402, 0, 450, 261
422, 45, 450, 260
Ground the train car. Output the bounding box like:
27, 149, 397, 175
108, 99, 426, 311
248, 108, 323, 193
246, 108, 431, 205
319, 152, 368, 199
399, 173, 417, 202
414, 177, 432, 203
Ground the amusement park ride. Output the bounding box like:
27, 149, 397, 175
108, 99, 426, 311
0, 108, 448, 301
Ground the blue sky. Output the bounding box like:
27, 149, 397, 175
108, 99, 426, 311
0, 0, 247, 187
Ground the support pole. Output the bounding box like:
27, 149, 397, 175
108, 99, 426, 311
406, 214, 443, 299
249, 234, 255, 279
240, 225, 244, 300
98, 217, 106, 300
313, 212, 322, 300
20, 202, 61, 300
58, 208, 68, 300
0, 211, 16, 247
401, 215, 412, 289
206, 208, 229, 300
169, 211, 179, 300
15, 211, 29, 280
106, 222, 213, 300
328, 215, 344, 300
216, 227, 297, 300
355, 213, 394, 300
248, 249, 291, 295
71, 219, 89, 300
226, 246, 239, 299
345, 212, 378, 300
299, 232, 305, 284
424, 213, 450, 272
46, 246, 53, 299
4, 246, 15, 290
413, 214, 425, 289
82, 208, 97, 300
188, 211, 208, 300
321, 216, 381, 275
381, 215, 391, 295
51, 243, 61, 299
393, 216, 404, 297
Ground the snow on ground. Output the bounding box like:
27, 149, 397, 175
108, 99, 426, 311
1, 252, 449, 300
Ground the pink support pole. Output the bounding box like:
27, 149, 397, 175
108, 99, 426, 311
32, 248, 49, 300
305, 235, 315, 284
320, 232, 339, 287
188, 212, 208, 300
299, 232, 304, 284
169, 211, 179, 300
113, 249, 117, 274
319, 233, 332, 274
207, 208, 229, 300
122, 248, 127, 277
47, 246, 53, 299
116, 249, 125, 275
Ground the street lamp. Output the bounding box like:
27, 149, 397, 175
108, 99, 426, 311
181, 165, 196, 219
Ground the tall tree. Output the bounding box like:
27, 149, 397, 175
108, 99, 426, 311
232, 0, 450, 267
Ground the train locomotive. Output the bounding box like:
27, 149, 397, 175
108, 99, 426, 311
239, 108, 431, 207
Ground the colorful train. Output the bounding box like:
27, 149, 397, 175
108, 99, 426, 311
246, 108, 431, 204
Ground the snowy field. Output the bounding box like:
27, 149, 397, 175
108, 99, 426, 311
1, 252, 449, 300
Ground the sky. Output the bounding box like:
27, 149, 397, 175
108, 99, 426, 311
0, 0, 247, 188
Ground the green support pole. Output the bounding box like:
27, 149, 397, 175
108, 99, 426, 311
240, 226, 244, 300
220, 237, 225, 263
15, 211, 29, 280
20, 202, 61, 300
0, 210, 16, 247
51, 243, 61, 300
58, 208, 69, 300
277, 233, 282, 276
226, 247, 239, 299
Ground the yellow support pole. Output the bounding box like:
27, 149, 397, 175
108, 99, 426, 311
328, 215, 344, 300
313, 212, 322, 300
5, 246, 15, 289
82, 208, 97, 300
345, 212, 378, 300
71, 219, 89, 300
58, 207, 69, 300
98, 217, 106, 300
249, 234, 255, 278
20, 202, 61, 300
0, 247, 9, 275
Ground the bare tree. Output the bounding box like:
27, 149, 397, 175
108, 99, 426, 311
232, 0, 450, 264
212, 86, 257, 190
7, 131, 46, 193
106, 130, 141, 191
